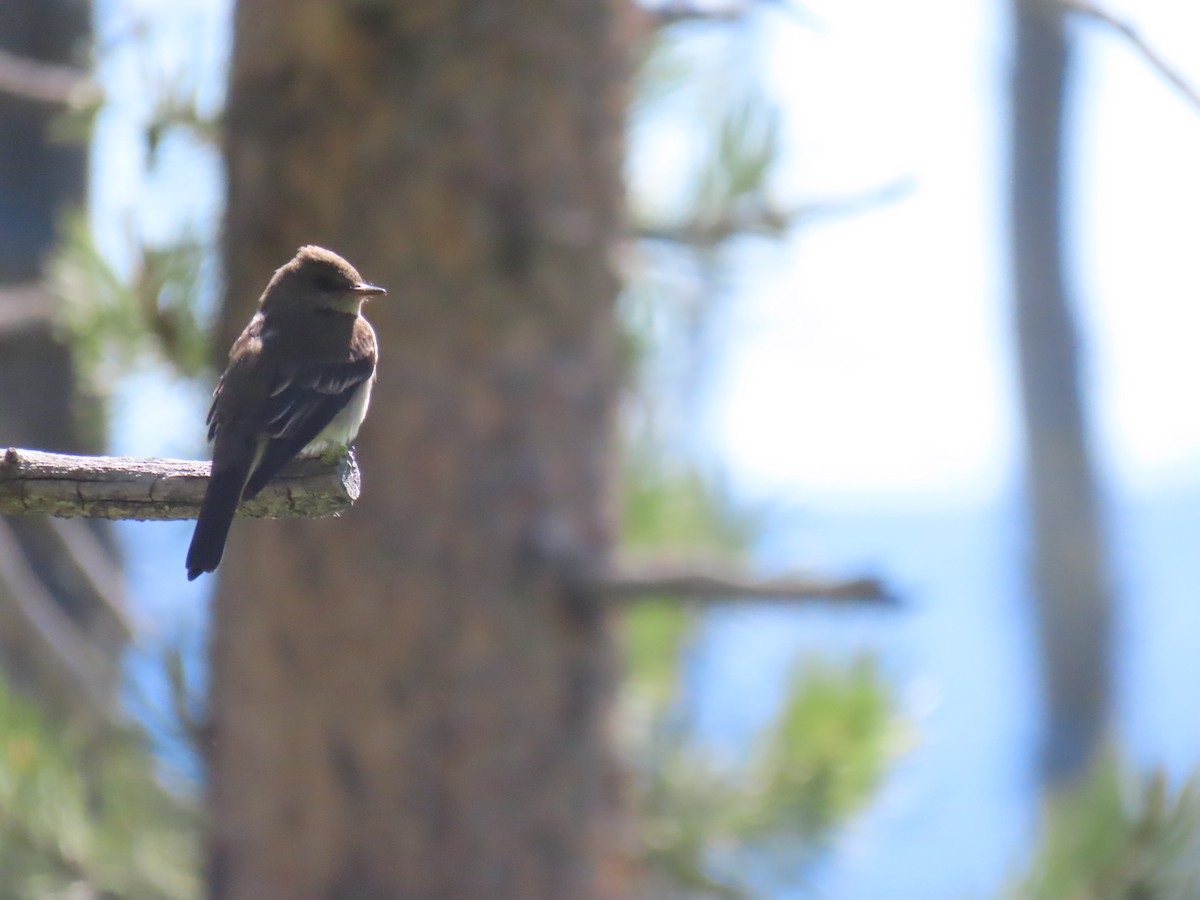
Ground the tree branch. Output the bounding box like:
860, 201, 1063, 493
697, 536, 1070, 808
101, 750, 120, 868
0, 48, 101, 106
650, 3, 747, 27
0, 284, 54, 331
635, 178, 914, 247
0, 518, 116, 726
646, 1, 822, 28
597, 561, 894, 605
0, 447, 360, 520
41, 517, 132, 639
1058, 0, 1200, 114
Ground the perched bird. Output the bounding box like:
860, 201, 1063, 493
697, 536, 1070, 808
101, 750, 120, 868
185, 245, 385, 580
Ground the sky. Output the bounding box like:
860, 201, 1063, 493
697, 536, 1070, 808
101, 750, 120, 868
702, 0, 1200, 506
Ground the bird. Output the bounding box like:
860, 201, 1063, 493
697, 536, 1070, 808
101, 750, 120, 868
185, 245, 385, 580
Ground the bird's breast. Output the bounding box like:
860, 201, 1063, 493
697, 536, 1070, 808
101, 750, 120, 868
301, 378, 374, 456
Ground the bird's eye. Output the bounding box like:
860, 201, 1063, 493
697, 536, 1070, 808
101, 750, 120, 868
314, 271, 344, 292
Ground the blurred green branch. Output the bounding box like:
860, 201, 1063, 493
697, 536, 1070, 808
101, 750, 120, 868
1009, 752, 1200, 899
0, 677, 199, 898
52, 214, 213, 387
635, 178, 913, 247
633, 656, 905, 897
632, 87, 912, 249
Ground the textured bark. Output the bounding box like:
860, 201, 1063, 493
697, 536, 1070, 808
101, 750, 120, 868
209, 2, 629, 898
0, 0, 126, 723
1010, 0, 1112, 785
0, 0, 88, 282
599, 564, 892, 604
0, 447, 360, 520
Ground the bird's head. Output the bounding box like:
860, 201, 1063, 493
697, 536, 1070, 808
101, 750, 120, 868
261, 245, 386, 316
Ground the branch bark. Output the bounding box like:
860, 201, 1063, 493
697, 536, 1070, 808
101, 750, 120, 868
1013, 0, 1112, 784
597, 561, 892, 605
1058, 0, 1200, 114
0, 48, 100, 106
0, 447, 360, 520
634, 179, 914, 247
645, 1, 821, 28
649, 3, 747, 27
0, 517, 115, 727
41, 517, 131, 638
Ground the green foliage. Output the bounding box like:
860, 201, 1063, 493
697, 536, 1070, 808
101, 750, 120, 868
1009, 753, 1200, 900
51, 14, 222, 394
620, 448, 747, 718
622, 448, 755, 558
619, 447, 755, 712
618, 192, 900, 891
633, 30, 700, 117
52, 212, 212, 389
624, 599, 694, 713
689, 94, 785, 244
618, 447, 898, 897
0, 679, 199, 899
632, 656, 900, 898
628, 16, 786, 250
141, 73, 220, 166
743, 657, 900, 844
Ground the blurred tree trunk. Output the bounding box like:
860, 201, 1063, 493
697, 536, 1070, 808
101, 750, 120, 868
1009, 0, 1113, 785
209, 2, 630, 897
0, 0, 125, 723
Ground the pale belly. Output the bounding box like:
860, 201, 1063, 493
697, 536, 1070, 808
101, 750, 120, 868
300, 378, 374, 456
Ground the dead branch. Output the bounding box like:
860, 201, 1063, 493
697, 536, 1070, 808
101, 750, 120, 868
0, 518, 116, 726
1059, 0, 1200, 114
598, 560, 894, 605
0, 447, 360, 520
646, 1, 821, 28
42, 518, 131, 639
0, 48, 100, 106
650, 3, 748, 27
635, 178, 914, 247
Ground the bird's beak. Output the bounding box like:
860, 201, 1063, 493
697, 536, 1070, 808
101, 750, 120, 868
352, 282, 387, 297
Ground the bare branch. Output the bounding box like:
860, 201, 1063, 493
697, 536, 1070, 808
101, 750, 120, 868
1059, 0, 1200, 115
0, 447, 360, 520
598, 560, 894, 605
0, 48, 101, 106
646, 0, 822, 28
635, 204, 791, 246
0, 283, 54, 331
42, 518, 132, 639
635, 178, 914, 247
651, 3, 747, 27
0, 518, 116, 726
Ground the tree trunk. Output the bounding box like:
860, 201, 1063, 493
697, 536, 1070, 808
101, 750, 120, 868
0, 0, 125, 723
1010, 0, 1113, 785
208, 2, 630, 897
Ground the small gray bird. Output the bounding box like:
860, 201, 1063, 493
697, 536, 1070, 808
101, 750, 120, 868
186, 245, 385, 580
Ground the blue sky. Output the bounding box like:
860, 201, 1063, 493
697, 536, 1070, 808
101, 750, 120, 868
704, 0, 1200, 506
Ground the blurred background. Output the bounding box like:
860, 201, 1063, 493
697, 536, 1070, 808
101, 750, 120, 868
1, 0, 1199, 897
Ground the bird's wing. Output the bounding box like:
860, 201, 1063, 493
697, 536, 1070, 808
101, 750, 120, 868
240, 354, 376, 499
204, 374, 226, 443
263, 355, 375, 440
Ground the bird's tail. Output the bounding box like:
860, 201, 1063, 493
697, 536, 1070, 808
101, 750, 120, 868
186, 454, 253, 581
